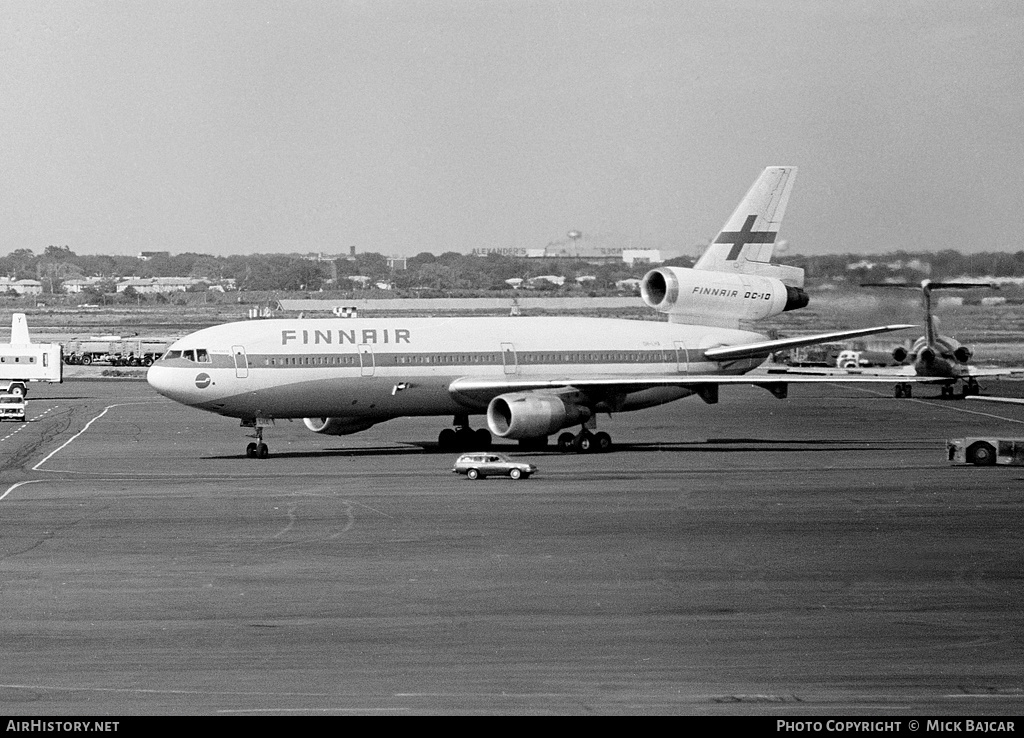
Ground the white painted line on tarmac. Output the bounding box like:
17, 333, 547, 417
32, 402, 151, 472
850, 386, 1024, 424
0, 479, 43, 502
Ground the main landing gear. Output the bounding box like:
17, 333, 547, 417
556, 427, 612, 453
243, 420, 269, 459
438, 415, 492, 451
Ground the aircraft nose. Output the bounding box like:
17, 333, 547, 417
147, 364, 192, 403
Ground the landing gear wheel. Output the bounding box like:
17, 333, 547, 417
246, 442, 257, 458
509, 468, 522, 480
594, 431, 612, 452
968, 442, 996, 466
574, 432, 594, 453
438, 428, 457, 450
256, 443, 269, 459
475, 428, 492, 449
557, 432, 575, 452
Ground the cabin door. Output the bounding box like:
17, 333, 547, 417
232, 345, 249, 378
501, 342, 518, 375
674, 341, 688, 373
358, 344, 375, 377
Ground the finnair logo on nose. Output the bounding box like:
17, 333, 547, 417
195, 373, 211, 389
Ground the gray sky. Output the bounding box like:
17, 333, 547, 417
2, 0, 1022, 258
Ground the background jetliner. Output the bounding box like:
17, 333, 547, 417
149, 167, 922, 459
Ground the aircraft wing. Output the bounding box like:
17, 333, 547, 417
765, 365, 918, 378
964, 367, 1024, 378
701, 324, 915, 362
966, 395, 1024, 406
449, 370, 947, 398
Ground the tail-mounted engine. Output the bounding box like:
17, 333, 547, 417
303, 417, 376, 436
640, 267, 808, 328
892, 346, 909, 363
486, 393, 591, 439
954, 346, 973, 363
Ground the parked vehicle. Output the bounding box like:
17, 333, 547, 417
63, 337, 168, 366
452, 453, 537, 480
947, 436, 1024, 466
0, 393, 26, 421
0, 313, 62, 396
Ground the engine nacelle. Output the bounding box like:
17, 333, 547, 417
954, 345, 973, 363
303, 417, 376, 436
892, 346, 908, 363
486, 393, 591, 439
640, 267, 808, 327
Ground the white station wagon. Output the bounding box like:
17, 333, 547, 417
452, 453, 537, 480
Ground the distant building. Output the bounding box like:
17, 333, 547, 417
62, 277, 106, 294
116, 277, 199, 294
621, 249, 662, 266
0, 278, 43, 295
473, 245, 662, 266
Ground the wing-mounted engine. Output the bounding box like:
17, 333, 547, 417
640, 267, 808, 329
303, 417, 376, 436
486, 393, 591, 439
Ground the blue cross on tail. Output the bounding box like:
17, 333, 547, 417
715, 214, 777, 261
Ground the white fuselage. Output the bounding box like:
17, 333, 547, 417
146, 316, 767, 422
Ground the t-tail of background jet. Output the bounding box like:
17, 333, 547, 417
640, 166, 808, 329
861, 279, 996, 366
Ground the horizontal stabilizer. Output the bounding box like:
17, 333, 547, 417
861, 281, 998, 292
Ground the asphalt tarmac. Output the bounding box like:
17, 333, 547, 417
1, 377, 1023, 716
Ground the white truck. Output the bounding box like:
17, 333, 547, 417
947, 437, 1024, 466
0, 313, 62, 396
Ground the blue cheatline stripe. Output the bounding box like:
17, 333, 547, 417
161, 347, 709, 371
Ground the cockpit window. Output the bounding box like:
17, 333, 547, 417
182, 349, 195, 362
163, 350, 182, 360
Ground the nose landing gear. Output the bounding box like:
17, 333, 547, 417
242, 419, 270, 459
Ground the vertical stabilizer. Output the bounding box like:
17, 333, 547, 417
694, 166, 797, 271
10, 313, 31, 345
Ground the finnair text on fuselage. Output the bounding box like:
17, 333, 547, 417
281, 328, 412, 346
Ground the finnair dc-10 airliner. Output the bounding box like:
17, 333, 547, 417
148, 167, 921, 458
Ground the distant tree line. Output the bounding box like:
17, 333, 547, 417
3, 245, 1024, 296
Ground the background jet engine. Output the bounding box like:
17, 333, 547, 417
892, 346, 909, 363
953, 345, 973, 363
486, 393, 591, 439
303, 417, 376, 435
